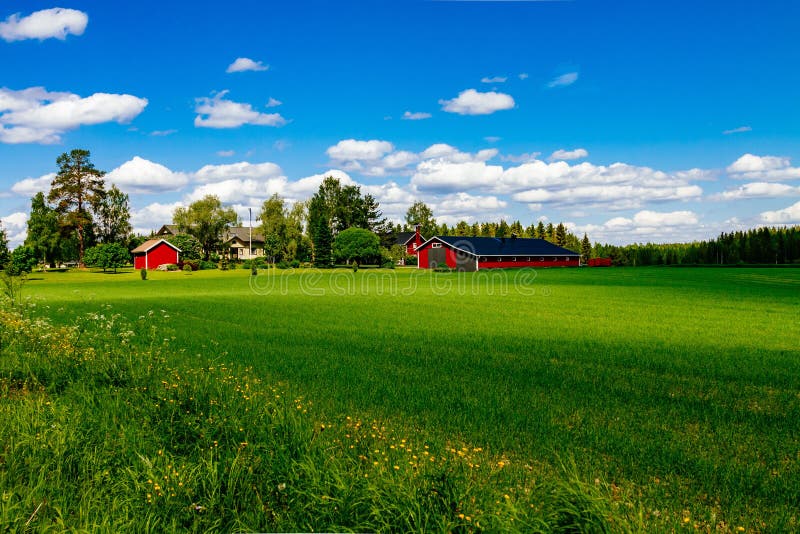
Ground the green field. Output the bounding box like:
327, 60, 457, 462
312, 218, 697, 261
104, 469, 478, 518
3, 266, 800, 531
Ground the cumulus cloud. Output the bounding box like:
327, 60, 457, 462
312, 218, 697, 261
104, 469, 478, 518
11, 173, 54, 197
518, 73, 529, 80
226, 57, 269, 73
547, 72, 579, 88
572, 210, 702, 245
150, 129, 176, 137
726, 154, 800, 181
0, 212, 28, 248
106, 156, 190, 194
711, 182, 800, 201
194, 161, 283, 183
216, 150, 235, 157
0, 8, 87, 42
439, 89, 515, 115
434, 192, 507, 215
130, 202, 184, 235
759, 201, 800, 224
325, 139, 417, 176
481, 76, 507, 84
402, 111, 432, 120
550, 148, 588, 161
722, 126, 752, 135
194, 90, 286, 128
266, 97, 282, 108
0, 87, 148, 144
411, 152, 703, 210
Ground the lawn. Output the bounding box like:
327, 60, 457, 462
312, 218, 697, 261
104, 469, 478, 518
5, 266, 800, 531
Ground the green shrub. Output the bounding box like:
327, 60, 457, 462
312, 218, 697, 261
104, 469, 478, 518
276, 260, 291, 269
198, 260, 217, 270
183, 264, 192, 273
290, 259, 300, 268
140, 268, 147, 280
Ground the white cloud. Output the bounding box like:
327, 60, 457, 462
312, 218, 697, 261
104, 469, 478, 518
0, 87, 148, 144
759, 201, 800, 224
266, 97, 282, 108
131, 202, 184, 235
484, 136, 501, 143
500, 152, 541, 163
325, 139, 409, 176
518, 73, 529, 80
573, 210, 702, 245
547, 72, 579, 88
402, 111, 432, 120
439, 89, 515, 115
150, 129, 176, 137
722, 126, 752, 135
434, 192, 507, 215
106, 156, 189, 194
0, 8, 87, 42
194, 161, 283, 183
726, 153, 800, 181
286, 170, 356, 200
711, 182, 800, 201
216, 150, 235, 157
226, 57, 269, 73
481, 76, 507, 83
412, 151, 703, 210
11, 173, 54, 197
1, 212, 28, 248
194, 90, 286, 128
327, 139, 394, 161
550, 148, 588, 161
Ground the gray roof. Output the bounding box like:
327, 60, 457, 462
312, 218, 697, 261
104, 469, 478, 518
223, 227, 265, 244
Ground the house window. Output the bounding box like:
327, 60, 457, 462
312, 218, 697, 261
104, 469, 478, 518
513, 257, 517, 262
539, 257, 544, 262
431, 243, 442, 248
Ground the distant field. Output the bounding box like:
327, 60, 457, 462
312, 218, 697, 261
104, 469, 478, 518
19, 266, 800, 529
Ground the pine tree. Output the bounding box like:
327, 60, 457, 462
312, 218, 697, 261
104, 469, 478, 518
581, 233, 591, 264
555, 223, 567, 246
312, 214, 333, 267
536, 221, 546, 239
47, 149, 106, 267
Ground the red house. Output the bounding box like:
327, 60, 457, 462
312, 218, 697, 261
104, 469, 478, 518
416, 231, 580, 271
132, 239, 181, 270
394, 228, 425, 255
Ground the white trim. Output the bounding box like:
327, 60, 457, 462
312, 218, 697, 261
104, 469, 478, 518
416, 236, 580, 259
133, 239, 182, 254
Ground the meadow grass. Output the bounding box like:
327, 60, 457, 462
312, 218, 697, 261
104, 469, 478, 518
3, 266, 799, 531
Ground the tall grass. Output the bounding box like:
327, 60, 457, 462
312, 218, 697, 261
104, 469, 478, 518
0, 300, 643, 532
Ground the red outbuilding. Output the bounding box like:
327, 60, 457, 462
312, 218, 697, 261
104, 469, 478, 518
131, 239, 181, 270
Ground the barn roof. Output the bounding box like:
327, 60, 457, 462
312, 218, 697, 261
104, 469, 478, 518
131, 239, 182, 254
393, 231, 425, 245
421, 236, 580, 257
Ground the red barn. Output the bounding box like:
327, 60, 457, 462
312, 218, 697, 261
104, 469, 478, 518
416, 233, 580, 271
132, 239, 181, 270
394, 229, 425, 255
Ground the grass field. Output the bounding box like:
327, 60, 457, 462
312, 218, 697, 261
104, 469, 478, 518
3, 266, 800, 531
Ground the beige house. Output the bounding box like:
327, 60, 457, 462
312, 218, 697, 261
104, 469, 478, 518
221, 227, 265, 260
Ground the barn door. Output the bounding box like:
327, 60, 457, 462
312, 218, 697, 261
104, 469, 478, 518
428, 248, 446, 268
455, 251, 477, 272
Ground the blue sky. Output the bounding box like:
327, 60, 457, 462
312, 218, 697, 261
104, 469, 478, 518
2, 0, 800, 247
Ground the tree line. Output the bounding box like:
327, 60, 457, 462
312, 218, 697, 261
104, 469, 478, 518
593, 226, 800, 266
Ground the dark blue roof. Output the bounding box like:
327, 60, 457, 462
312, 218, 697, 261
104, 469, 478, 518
426, 236, 579, 256
393, 231, 416, 245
